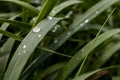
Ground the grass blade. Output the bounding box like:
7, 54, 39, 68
91, 42, 120, 70
4, 18, 62, 80
0, 29, 22, 41
73, 65, 120, 80
33, 0, 58, 25
24, 0, 119, 78
0, 18, 31, 29
49, 0, 81, 17
0, 0, 39, 14
57, 29, 120, 80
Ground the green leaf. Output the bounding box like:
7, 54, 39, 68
39, 62, 66, 79
49, 0, 82, 17
33, 0, 58, 25
4, 18, 62, 80
91, 42, 120, 69
0, 18, 32, 29
57, 29, 120, 80
0, 13, 23, 39
25, 0, 119, 77
73, 65, 120, 80
0, 29, 23, 41
0, 0, 39, 14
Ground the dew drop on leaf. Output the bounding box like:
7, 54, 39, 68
85, 19, 89, 23
47, 16, 53, 20
18, 52, 21, 55
52, 10, 56, 14
32, 27, 41, 33
96, 11, 99, 14
54, 39, 58, 43
80, 23, 83, 26
38, 34, 42, 37
67, 32, 71, 35
82, 48, 85, 52
23, 45, 27, 49
23, 51, 26, 53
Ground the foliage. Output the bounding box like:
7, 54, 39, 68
0, 0, 120, 80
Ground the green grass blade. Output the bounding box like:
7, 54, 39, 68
38, 47, 72, 58
0, 38, 15, 79
4, 18, 62, 80
57, 29, 120, 80
0, 18, 31, 29
49, 0, 81, 17
39, 62, 66, 79
91, 42, 120, 70
0, 29, 22, 41
0, 13, 22, 39
0, 0, 39, 14
33, 0, 58, 25
0, 13, 17, 18
25, 0, 119, 77
73, 65, 120, 80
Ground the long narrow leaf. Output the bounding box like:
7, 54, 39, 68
4, 18, 62, 80
57, 29, 120, 80
49, 0, 81, 17
0, 0, 39, 14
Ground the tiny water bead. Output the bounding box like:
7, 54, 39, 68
52, 10, 56, 14
54, 39, 58, 43
32, 27, 41, 33
67, 32, 71, 35
95, 11, 99, 14
23, 45, 27, 49
38, 34, 42, 37
18, 52, 21, 55
80, 23, 84, 26
85, 19, 89, 23
81, 48, 85, 52
47, 16, 53, 20
23, 51, 26, 53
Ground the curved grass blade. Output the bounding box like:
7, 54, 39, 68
23, 0, 119, 77
33, 0, 58, 26
0, 13, 23, 40
0, 29, 22, 41
0, 13, 17, 18
38, 47, 72, 58
49, 0, 81, 17
0, 38, 15, 79
91, 42, 120, 70
39, 62, 66, 79
57, 29, 120, 80
73, 65, 120, 80
0, 0, 39, 14
4, 18, 62, 80
0, 18, 31, 29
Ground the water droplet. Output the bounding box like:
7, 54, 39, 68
82, 48, 85, 52
54, 39, 58, 43
52, 29, 56, 32
85, 19, 89, 23
47, 16, 53, 20
18, 52, 21, 55
32, 27, 41, 33
52, 11, 56, 14
38, 34, 42, 37
67, 32, 71, 35
23, 45, 27, 49
80, 23, 83, 26
23, 51, 26, 53
96, 11, 99, 14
